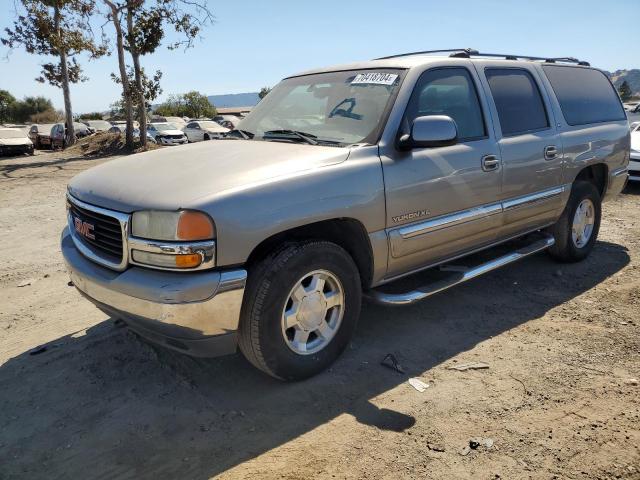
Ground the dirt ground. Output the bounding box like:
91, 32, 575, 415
1, 149, 639, 480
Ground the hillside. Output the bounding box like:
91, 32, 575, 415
606, 69, 640, 95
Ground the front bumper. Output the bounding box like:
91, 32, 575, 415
0, 144, 33, 156
630, 153, 640, 181
61, 227, 247, 357
157, 136, 187, 146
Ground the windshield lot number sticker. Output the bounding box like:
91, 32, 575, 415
352, 73, 398, 85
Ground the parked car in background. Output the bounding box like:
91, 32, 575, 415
623, 102, 639, 112
73, 122, 92, 138
50, 123, 67, 149
83, 120, 113, 132
133, 128, 157, 144
630, 123, 640, 181
153, 116, 186, 129
28, 124, 55, 149
213, 114, 241, 129
0, 127, 34, 156
111, 120, 140, 129
108, 125, 125, 134
147, 122, 188, 145
182, 120, 229, 142
62, 50, 629, 380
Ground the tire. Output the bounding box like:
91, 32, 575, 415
547, 181, 601, 263
238, 241, 362, 381
204, 134, 210, 141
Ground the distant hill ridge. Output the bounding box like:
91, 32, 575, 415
605, 69, 640, 95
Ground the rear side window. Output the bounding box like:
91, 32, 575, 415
542, 65, 626, 126
403, 67, 486, 141
485, 68, 549, 136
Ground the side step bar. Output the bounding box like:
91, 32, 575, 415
365, 234, 555, 306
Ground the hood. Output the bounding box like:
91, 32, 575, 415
0, 137, 31, 146
204, 126, 228, 134
155, 129, 184, 136
68, 139, 351, 212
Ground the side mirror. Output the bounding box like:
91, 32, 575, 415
398, 115, 458, 150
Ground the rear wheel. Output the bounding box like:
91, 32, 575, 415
547, 181, 601, 262
204, 134, 210, 141
238, 241, 362, 381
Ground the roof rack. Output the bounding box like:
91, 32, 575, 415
374, 48, 590, 66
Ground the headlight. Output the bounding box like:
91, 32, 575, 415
131, 210, 215, 241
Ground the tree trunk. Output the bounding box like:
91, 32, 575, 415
54, 2, 75, 147
105, 1, 134, 149
126, 4, 147, 148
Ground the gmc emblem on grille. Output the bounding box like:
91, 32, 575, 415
74, 217, 95, 240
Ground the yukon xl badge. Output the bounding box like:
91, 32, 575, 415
392, 209, 429, 223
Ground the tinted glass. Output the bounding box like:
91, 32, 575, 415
186, 123, 197, 128
404, 68, 485, 141
485, 68, 549, 136
542, 66, 626, 126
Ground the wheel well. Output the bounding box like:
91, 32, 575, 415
574, 163, 607, 198
246, 219, 374, 288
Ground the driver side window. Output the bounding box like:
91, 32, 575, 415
404, 67, 486, 142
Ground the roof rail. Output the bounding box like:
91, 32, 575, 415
374, 49, 590, 66
374, 48, 479, 60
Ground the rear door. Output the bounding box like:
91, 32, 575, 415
184, 122, 201, 141
476, 63, 564, 238
381, 64, 503, 279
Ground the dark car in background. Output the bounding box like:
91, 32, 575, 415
28, 124, 55, 149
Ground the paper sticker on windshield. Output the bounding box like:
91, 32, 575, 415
351, 72, 398, 85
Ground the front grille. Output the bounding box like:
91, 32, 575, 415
165, 134, 184, 139
68, 200, 124, 262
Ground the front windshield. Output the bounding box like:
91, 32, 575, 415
0, 129, 26, 139
238, 69, 404, 145
88, 121, 111, 129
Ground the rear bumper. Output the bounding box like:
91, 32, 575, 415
61, 227, 247, 357
604, 166, 629, 199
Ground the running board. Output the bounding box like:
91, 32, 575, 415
365, 233, 555, 306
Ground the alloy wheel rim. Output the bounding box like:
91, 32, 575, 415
571, 198, 595, 248
281, 269, 345, 355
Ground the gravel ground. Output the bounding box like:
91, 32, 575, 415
1, 149, 639, 480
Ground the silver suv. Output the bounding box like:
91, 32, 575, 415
62, 49, 630, 380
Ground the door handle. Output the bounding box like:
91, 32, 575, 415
481, 154, 500, 172
544, 145, 558, 160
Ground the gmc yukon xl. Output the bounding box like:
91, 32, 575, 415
62, 49, 630, 380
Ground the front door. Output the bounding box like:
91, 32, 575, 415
381, 66, 503, 279
476, 64, 564, 238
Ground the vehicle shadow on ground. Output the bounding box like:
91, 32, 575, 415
0, 241, 630, 479
623, 181, 640, 195
0, 154, 101, 179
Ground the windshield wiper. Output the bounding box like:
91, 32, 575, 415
263, 129, 318, 145
226, 129, 254, 140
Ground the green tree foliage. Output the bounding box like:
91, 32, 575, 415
78, 112, 105, 120
7, 96, 55, 123
618, 80, 633, 102
154, 91, 216, 119
2, 0, 108, 145
259, 87, 271, 100
0, 90, 17, 124
103, 0, 213, 149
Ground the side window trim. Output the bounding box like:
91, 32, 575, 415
483, 66, 551, 138
400, 66, 489, 144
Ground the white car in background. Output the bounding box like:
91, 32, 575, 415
630, 123, 640, 181
0, 127, 34, 156
147, 122, 187, 146
182, 120, 229, 142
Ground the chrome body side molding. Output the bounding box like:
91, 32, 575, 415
502, 185, 566, 211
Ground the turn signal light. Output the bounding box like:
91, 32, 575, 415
132, 250, 203, 269
177, 211, 215, 240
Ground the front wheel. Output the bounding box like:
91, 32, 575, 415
238, 241, 362, 381
547, 181, 601, 262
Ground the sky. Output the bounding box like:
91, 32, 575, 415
1, 0, 639, 113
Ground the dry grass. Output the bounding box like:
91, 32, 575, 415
65, 132, 160, 157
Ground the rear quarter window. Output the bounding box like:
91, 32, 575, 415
542, 65, 626, 126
